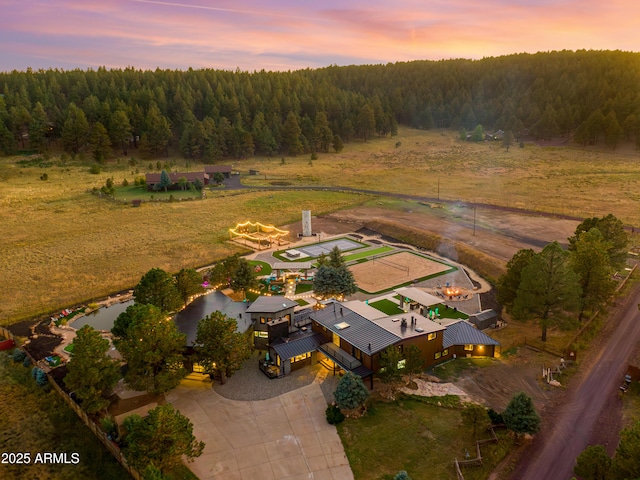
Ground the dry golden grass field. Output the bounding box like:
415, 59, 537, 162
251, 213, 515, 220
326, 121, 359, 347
240, 127, 640, 225
2, 127, 640, 324
0, 165, 369, 323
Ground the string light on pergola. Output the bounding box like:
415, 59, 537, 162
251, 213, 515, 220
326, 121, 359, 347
229, 221, 289, 250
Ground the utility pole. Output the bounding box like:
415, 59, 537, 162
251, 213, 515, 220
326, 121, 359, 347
473, 205, 477, 236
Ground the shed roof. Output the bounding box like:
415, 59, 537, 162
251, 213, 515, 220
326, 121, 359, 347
271, 332, 324, 360
469, 310, 498, 322
272, 262, 313, 270
311, 301, 400, 355
204, 165, 232, 173
341, 300, 387, 320
246, 296, 298, 313
396, 287, 442, 307
442, 320, 501, 348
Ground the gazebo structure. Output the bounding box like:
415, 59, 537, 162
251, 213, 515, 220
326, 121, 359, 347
271, 262, 314, 281
229, 221, 289, 250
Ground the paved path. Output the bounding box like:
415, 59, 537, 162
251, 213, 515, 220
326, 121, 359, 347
509, 281, 640, 480
167, 380, 354, 480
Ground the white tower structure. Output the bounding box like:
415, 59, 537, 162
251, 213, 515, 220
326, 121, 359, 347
302, 210, 312, 237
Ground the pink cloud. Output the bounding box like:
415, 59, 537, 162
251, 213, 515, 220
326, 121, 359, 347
1, 0, 639, 71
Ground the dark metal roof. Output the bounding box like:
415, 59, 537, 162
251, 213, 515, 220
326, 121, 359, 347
469, 310, 498, 322
174, 291, 250, 346
310, 301, 400, 355
246, 296, 298, 313
442, 321, 501, 349
271, 332, 324, 360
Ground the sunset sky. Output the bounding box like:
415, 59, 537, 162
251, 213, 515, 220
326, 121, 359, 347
1, 0, 638, 72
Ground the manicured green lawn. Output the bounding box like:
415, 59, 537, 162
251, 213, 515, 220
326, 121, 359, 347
337, 395, 512, 480
343, 246, 393, 262
369, 299, 405, 315
113, 185, 201, 201
437, 304, 469, 320
296, 299, 309, 306
295, 283, 314, 294
63, 343, 74, 354
249, 260, 272, 276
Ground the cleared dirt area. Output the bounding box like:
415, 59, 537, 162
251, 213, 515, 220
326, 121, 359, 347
350, 251, 451, 293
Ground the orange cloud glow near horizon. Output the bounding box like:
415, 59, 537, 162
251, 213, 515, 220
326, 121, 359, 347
1, 0, 639, 72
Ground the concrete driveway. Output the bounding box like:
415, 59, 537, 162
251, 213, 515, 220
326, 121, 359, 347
167, 379, 354, 480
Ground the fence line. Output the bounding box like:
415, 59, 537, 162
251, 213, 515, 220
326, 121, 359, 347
16, 344, 141, 480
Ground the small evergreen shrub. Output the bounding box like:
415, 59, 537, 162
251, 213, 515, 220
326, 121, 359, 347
89, 164, 101, 174
22, 356, 31, 367
488, 408, 504, 425
326, 404, 345, 425
12, 349, 26, 363
32, 367, 48, 386
394, 471, 412, 480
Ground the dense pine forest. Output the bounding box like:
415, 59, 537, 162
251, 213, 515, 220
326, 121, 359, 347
0, 49, 639, 161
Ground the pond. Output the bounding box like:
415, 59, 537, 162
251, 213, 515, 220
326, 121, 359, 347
72, 299, 135, 331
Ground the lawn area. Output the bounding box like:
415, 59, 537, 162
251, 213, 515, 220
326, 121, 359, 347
63, 343, 74, 354
296, 299, 309, 306
337, 394, 512, 480
438, 304, 469, 320
272, 236, 368, 262
113, 184, 201, 201
343, 246, 393, 262
248, 260, 272, 276
295, 283, 314, 294
369, 298, 405, 315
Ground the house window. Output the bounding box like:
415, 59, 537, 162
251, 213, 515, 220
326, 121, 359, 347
464, 344, 474, 351
254, 331, 268, 338
353, 348, 362, 360
442, 349, 449, 356
435, 352, 442, 360
427, 333, 436, 341
397, 359, 406, 369
260, 317, 266, 324
292, 352, 310, 363
397, 344, 404, 354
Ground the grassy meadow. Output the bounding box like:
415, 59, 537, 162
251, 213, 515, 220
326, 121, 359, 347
2, 127, 640, 324
0, 158, 369, 323
238, 127, 640, 226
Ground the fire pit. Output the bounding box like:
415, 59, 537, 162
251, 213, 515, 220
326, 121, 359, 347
438, 284, 472, 301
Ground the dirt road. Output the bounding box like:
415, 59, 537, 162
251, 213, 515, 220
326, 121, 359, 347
509, 280, 640, 480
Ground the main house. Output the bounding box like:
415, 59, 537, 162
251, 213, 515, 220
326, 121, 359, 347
174, 290, 500, 385
144, 165, 233, 190
259, 299, 500, 387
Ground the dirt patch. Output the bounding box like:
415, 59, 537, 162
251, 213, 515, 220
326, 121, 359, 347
326, 205, 579, 265
350, 251, 451, 293
452, 348, 565, 413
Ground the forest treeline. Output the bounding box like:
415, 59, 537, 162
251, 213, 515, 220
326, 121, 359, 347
0, 49, 639, 161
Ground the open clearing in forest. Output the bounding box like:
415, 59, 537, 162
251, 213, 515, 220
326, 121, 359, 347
3, 127, 640, 323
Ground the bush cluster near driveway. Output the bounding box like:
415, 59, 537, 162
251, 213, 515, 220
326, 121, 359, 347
337, 394, 513, 480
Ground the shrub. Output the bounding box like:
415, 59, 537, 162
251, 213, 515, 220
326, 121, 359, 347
22, 356, 31, 367
40, 173, 48, 181
326, 404, 345, 425
334, 372, 369, 411
32, 367, 48, 386
394, 471, 412, 480
89, 164, 101, 174
310, 152, 318, 160
488, 408, 504, 425
100, 415, 119, 441
12, 349, 26, 363
122, 178, 129, 187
